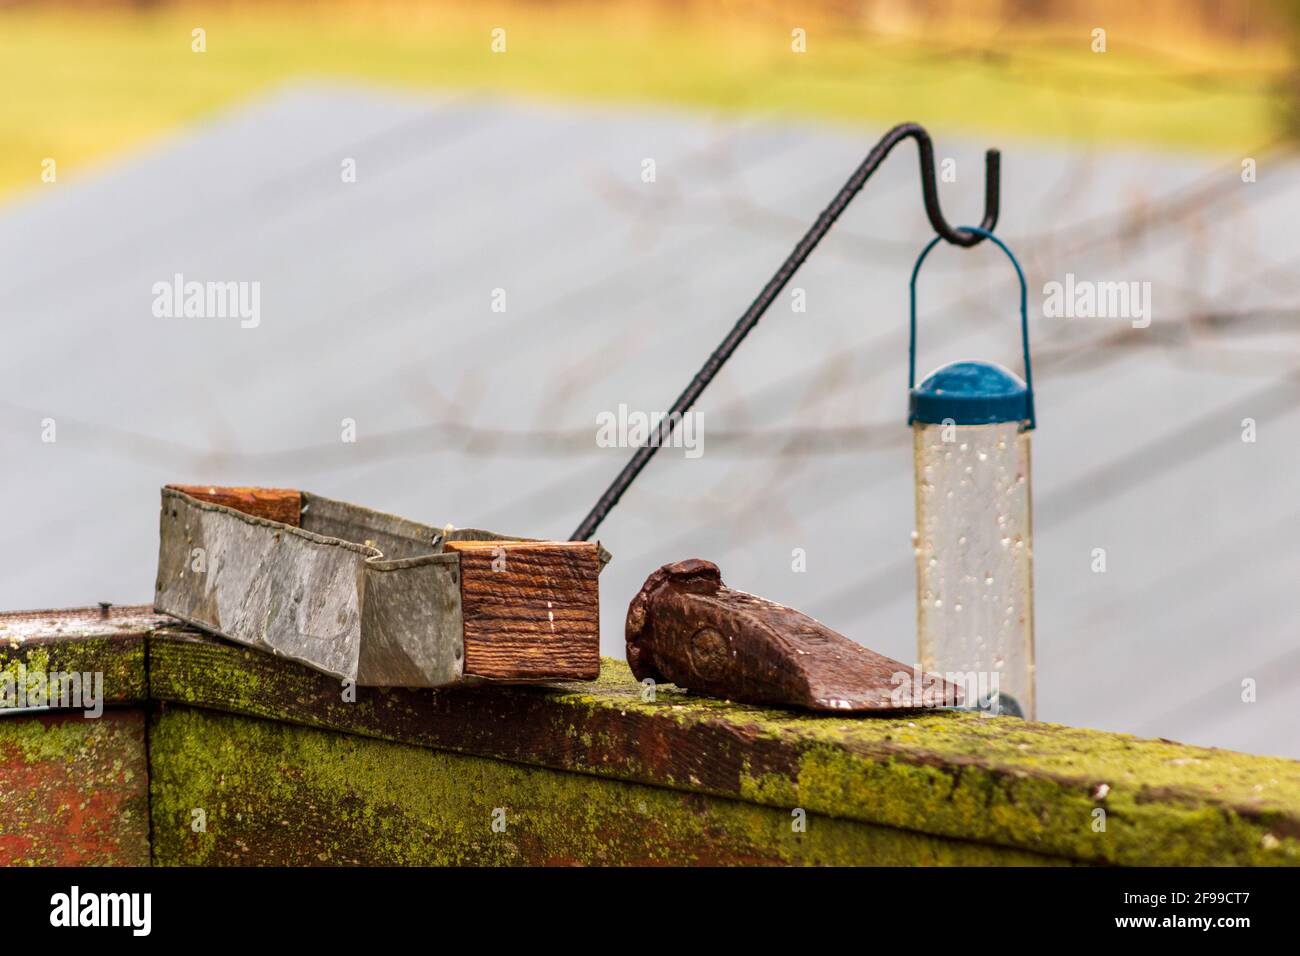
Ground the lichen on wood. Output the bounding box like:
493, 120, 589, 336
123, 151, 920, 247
149, 705, 1062, 866
4, 608, 1298, 867
146, 628, 1300, 866
0, 710, 149, 866
0, 606, 159, 707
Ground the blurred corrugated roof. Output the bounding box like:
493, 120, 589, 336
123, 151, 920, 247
2, 83, 1297, 755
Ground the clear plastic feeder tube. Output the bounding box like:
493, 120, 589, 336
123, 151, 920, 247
913, 418, 1035, 718
907, 227, 1037, 717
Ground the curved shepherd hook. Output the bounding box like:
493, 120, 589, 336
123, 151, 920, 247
570, 123, 1001, 542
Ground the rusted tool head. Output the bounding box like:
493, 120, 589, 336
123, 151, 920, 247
627, 559, 961, 713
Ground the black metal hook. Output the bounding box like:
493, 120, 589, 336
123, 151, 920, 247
899, 123, 1000, 246
570, 123, 1001, 541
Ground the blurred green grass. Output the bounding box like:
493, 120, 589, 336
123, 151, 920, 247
0, 5, 1288, 198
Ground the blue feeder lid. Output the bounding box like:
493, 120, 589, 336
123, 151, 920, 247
910, 360, 1030, 426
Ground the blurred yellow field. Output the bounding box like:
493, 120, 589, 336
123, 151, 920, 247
0, 3, 1289, 198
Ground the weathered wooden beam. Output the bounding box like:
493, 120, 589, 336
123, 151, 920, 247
145, 626, 1300, 867
445, 540, 600, 681
148, 705, 1058, 866
0, 710, 150, 865
0, 605, 165, 707
5, 608, 1300, 867
0, 607, 158, 866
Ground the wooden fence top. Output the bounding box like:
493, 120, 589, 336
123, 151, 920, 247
2, 605, 1298, 866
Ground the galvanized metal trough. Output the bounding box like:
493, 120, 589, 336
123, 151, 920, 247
154, 485, 604, 687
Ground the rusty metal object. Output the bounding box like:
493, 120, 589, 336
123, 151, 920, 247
626, 560, 961, 712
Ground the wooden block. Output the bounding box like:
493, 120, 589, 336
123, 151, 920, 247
166, 484, 301, 526
444, 540, 600, 681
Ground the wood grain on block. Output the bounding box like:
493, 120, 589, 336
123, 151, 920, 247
445, 540, 600, 680
167, 484, 302, 526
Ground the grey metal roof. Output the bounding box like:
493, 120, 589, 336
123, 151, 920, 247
2, 83, 1296, 756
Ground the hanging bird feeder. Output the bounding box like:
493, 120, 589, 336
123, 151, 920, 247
908, 228, 1035, 718
570, 123, 1041, 716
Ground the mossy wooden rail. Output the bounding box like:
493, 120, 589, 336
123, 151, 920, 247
1, 606, 1298, 866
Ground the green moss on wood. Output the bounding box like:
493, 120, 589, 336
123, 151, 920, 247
147, 633, 1300, 866
3, 707, 100, 763
149, 706, 1062, 866
0, 711, 150, 865
1, 633, 148, 706
583, 662, 1300, 866
17, 610, 1293, 866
